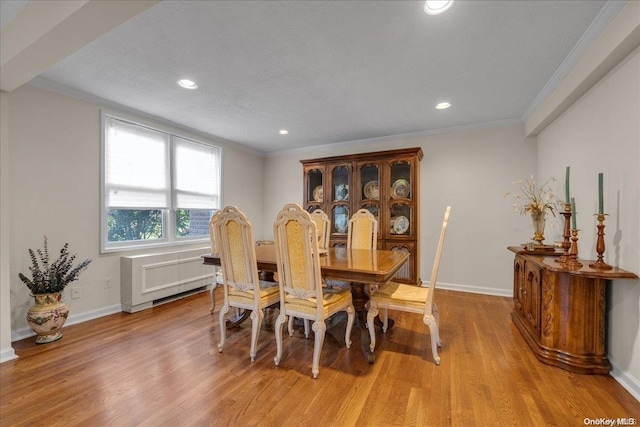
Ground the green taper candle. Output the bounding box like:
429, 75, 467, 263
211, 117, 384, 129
598, 173, 604, 214
565, 166, 570, 203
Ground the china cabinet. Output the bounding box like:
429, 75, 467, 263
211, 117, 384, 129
301, 147, 423, 284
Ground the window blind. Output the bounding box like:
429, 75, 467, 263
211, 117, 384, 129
104, 117, 170, 209
173, 137, 221, 210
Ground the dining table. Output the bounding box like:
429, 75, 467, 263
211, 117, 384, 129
202, 245, 409, 363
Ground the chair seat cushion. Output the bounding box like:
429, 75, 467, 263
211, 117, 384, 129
229, 280, 279, 305
372, 281, 428, 304
285, 288, 352, 316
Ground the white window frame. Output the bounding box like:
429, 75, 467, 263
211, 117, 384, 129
100, 110, 222, 253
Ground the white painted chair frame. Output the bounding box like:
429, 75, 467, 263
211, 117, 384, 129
288, 208, 332, 338
273, 203, 355, 379
214, 206, 280, 362
366, 206, 451, 365
208, 210, 223, 314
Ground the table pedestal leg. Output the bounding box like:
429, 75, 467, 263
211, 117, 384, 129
225, 310, 251, 329
350, 283, 375, 364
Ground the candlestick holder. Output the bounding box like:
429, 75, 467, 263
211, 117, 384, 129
556, 203, 572, 264
589, 213, 613, 270
566, 228, 583, 268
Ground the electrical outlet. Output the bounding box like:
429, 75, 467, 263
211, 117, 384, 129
104, 277, 112, 289
71, 286, 80, 299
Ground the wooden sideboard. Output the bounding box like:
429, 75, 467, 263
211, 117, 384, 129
508, 246, 638, 374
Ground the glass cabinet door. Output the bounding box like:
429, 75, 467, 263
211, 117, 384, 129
331, 165, 349, 202
332, 205, 349, 234
360, 163, 380, 201
307, 168, 324, 205
389, 202, 411, 236
389, 160, 412, 200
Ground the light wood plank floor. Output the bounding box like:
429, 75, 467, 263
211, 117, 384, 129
2, 288, 638, 426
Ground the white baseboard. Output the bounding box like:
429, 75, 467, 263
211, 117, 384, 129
438, 281, 513, 297
0, 347, 18, 363
11, 303, 123, 343
610, 358, 640, 402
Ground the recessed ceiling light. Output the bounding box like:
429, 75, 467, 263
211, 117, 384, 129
424, 0, 454, 15
279, 129, 289, 135
435, 102, 451, 110
177, 79, 198, 89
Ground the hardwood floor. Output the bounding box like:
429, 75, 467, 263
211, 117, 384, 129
2, 288, 638, 426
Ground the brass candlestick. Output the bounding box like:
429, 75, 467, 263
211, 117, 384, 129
566, 228, 583, 268
556, 203, 572, 263
589, 213, 613, 270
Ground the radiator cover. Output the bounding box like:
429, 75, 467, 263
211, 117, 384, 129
121, 247, 213, 313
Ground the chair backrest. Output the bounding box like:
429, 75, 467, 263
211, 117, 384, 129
273, 203, 323, 303
209, 210, 222, 254
310, 209, 330, 250
425, 206, 451, 312
214, 206, 261, 298
348, 209, 378, 250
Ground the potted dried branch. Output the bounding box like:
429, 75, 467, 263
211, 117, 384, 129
18, 237, 91, 344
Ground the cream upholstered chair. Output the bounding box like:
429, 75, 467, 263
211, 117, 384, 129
310, 209, 331, 252
208, 210, 223, 314
366, 206, 451, 365
325, 209, 378, 290
214, 206, 280, 361
288, 209, 331, 337
273, 203, 355, 379
348, 208, 378, 250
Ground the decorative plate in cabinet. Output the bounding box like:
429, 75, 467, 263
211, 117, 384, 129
391, 179, 410, 199
313, 186, 323, 202
363, 180, 379, 200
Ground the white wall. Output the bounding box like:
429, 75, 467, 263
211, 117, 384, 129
264, 124, 537, 295
537, 48, 640, 387
1, 90, 17, 362
221, 144, 266, 238
6, 84, 265, 338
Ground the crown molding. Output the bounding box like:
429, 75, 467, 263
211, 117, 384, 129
521, 0, 627, 122
267, 118, 524, 158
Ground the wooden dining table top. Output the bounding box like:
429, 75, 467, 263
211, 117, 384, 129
202, 245, 409, 285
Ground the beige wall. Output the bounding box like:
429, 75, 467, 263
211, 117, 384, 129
1, 90, 16, 361
537, 48, 640, 384
263, 124, 537, 296
6, 84, 265, 338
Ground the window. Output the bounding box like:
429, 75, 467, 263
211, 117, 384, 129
101, 113, 221, 252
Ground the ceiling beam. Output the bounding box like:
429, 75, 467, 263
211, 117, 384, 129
0, 0, 159, 92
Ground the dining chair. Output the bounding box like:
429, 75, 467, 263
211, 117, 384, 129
366, 206, 451, 365
288, 209, 331, 338
208, 210, 223, 314
348, 208, 378, 250
325, 208, 378, 290
273, 203, 355, 379
214, 206, 280, 361
310, 209, 331, 253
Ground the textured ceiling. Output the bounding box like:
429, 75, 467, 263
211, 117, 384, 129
27, 0, 611, 154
